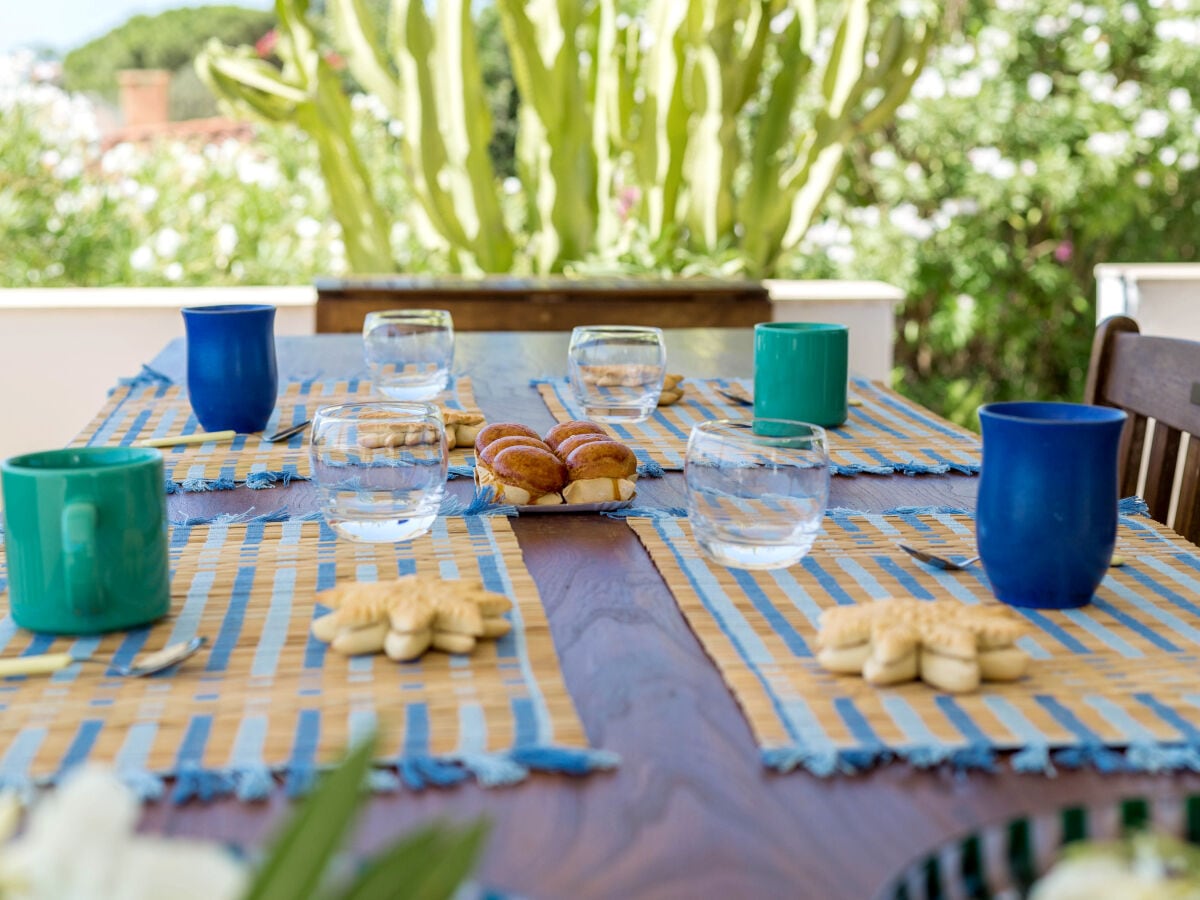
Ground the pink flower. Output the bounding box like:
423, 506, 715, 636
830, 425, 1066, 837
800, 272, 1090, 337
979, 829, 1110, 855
255, 29, 278, 59
1054, 240, 1073, 263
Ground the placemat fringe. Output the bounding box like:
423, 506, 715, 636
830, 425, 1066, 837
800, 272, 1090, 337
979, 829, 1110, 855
602, 506, 687, 519
246, 470, 307, 490
233, 765, 276, 802
118, 768, 166, 802
174, 477, 238, 493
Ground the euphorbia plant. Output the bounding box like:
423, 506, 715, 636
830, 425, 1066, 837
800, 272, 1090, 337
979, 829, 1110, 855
199, 0, 942, 276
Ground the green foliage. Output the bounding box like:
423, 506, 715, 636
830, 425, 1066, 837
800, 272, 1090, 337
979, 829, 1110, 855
200, 0, 940, 276
790, 0, 1200, 427
0, 70, 413, 287
246, 732, 488, 899
62, 6, 275, 103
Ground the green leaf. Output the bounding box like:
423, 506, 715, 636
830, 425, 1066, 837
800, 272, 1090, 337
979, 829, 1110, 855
241, 734, 379, 900
340, 820, 490, 900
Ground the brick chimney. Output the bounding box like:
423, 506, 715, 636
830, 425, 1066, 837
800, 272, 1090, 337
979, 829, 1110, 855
117, 69, 171, 128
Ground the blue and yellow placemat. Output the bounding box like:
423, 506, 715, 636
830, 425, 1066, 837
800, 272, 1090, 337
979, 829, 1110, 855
0, 515, 612, 801
629, 508, 1200, 775
73, 369, 481, 489
535, 377, 981, 475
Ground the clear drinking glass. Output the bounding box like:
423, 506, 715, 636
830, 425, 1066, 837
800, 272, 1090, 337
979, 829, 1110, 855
363, 309, 454, 401
685, 419, 831, 570
567, 325, 667, 422
309, 402, 447, 543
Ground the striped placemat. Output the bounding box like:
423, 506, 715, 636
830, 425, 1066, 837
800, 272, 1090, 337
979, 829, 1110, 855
628, 507, 1200, 775
534, 377, 981, 475
73, 369, 482, 490
0, 515, 612, 801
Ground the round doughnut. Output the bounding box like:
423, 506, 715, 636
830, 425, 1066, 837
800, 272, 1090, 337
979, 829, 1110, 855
491, 445, 569, 496
543, 420, 608, 451
564, 440, 637, 480
474, 422, 540, 456
478, 434, 553, 469
553, 432, 614, 460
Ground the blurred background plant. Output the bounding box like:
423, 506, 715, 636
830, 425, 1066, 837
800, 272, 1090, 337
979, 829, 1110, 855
198, 0, 940, 275
790, 0, 1200, 424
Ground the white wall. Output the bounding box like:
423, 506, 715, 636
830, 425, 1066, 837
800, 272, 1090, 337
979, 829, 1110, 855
0, 287, 315, 461
766, 279, 904, 382
1094, 263, 1200, 339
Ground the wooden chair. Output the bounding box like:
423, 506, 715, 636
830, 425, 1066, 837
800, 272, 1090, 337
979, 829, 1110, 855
1084, 314, 1200, 543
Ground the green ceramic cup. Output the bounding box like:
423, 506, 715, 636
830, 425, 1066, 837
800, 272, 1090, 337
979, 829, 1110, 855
1, 447, 170, 635
753, 322, 849, 428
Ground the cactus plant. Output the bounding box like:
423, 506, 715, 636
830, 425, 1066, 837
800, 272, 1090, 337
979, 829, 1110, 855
199, 0, 940, 277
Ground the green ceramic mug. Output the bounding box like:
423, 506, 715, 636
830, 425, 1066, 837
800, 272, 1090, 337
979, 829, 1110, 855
1, 447, 170, 634
753, 322, 849, 428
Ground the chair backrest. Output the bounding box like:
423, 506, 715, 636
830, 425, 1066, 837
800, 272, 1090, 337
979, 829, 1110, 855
1084, 315, 1200, 543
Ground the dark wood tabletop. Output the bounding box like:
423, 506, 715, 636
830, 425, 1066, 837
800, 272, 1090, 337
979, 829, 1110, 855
143, 330, 1200, 900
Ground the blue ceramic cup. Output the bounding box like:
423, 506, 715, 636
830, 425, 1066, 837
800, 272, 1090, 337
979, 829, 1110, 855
976, 401, 1127, 609
182, 304, 278, 433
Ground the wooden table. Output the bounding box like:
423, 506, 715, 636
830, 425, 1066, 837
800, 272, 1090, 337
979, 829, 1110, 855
144, 331, 1200, 900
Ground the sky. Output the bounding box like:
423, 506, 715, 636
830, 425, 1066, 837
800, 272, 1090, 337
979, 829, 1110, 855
3, 0, 273, 55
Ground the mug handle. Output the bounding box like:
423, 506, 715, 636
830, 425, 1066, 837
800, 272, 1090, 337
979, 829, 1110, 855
61, 502, 102, 616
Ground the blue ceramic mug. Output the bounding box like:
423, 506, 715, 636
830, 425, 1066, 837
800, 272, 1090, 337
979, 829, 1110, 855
182, 304, 278, 433
976, 401, 1127, 609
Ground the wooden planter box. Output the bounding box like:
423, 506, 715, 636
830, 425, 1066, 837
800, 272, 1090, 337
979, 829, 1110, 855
314, 276, 771, 332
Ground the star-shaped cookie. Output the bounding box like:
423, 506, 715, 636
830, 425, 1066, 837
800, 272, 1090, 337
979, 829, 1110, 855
311, 575, 513, 662
816, 598, 1029, 693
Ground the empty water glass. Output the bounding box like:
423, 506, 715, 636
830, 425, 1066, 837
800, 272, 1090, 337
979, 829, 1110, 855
363, 309, 454, 400
685, 419, 831, 570
567, 325, 667, 422
309, 402, 447, 543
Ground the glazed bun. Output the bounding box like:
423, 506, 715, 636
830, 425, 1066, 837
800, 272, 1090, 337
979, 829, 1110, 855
544, 420, 608, 452
491, 445, 569, 497
564, 440, 637, 480
474, 422, 540, 456
478, 435, 553, 469
553, 432, 614, 460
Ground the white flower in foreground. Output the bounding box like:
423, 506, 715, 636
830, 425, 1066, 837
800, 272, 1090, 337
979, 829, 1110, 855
0, 767, 246, 900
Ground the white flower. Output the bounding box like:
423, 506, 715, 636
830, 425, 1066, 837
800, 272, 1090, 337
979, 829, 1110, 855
188, 194, 206, 215
0, 767, 245, 900
1034, 15, 1066, 38
911, 69, 945, 100
216, 224, 238, 257
1156, 18, 1200, 43
1168, 88, 1191, 112
1112, 81, 1141, 108
165, 262, 183, 281
1086, 131, 1130, 157
153, 228, 182, 259
889, 203, 934, 240
135, 185, 159, 211
130, 246, 155, 271
1020, 160, 1038, 176
295, 216, 322, 240
503, 177, 522, 195
1180, 152, 1199, 171
1134, 170, 1152, 187
1121, 2, 1141, 22
1159, 147, 1178, 165
1028, 72, 1053, 101
387, 120, 405, 139
1133, 109, 1169, 139
870, 149, 898, 169
948, 71, 983, 99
